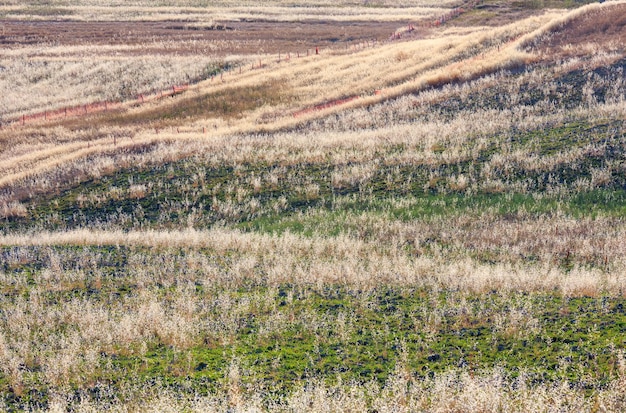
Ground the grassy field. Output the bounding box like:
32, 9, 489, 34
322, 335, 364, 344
1, 0, 626, 411
0, 0, 458, 23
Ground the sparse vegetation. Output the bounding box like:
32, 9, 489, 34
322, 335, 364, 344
2, 1, 626, 412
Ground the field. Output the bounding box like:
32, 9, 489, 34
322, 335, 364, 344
1, 0, 626, 411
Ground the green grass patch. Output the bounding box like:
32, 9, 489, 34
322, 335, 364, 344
238, 189, 626, 236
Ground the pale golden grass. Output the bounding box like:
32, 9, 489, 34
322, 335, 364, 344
4, 80, 624, 203
1, 4, 625, 411
0, 4, 597, 193
241, 14, 548, 123
0, 1, 457, 23
0, 284, 202, 391
1, 225, 624, 295
0, 133, 157, 190
519, 0, 626, 53
0, 4, 605, 192
22, 363, 626, 412
0, 52, 218, 119
2, 8, 545, 120
2, 0, 622, 124
0, 93, 623, 205
0, 236, 622, 410
0, 201, 27, 219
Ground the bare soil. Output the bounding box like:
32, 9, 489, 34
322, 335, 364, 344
0, 20, 411, 56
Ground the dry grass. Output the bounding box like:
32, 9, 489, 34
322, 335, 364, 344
0, 238, 624, 412
0, 1, 457, 23
23, 368, 626, 412
0, 8, 566, 190
0, 51, 219, 120
0, 201, 27, 219
2, 76, 625, 203
0, 226, 625, 411
1, 225, 625, 295
1, 2, 626, 411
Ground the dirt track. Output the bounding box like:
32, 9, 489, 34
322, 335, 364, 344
0, 20, 415, 56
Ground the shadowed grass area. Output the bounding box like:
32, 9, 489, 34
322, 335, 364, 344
6, 112, 626, 233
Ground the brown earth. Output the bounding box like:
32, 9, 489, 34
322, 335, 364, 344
0, 20, 417, 56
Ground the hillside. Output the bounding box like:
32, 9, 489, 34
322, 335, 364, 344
1, 1, 626, 412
